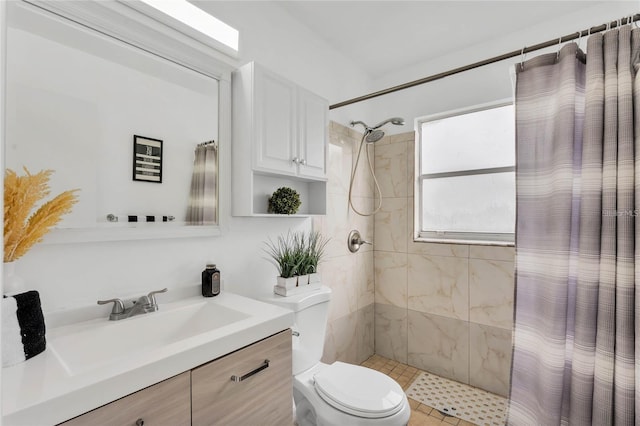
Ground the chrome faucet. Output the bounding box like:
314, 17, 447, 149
97, 288, 168, 321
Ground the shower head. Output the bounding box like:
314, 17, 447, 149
350, 117, 405, 132
365, 129, 386, 143
351, 116, 405, 143
371, 117, 405, 129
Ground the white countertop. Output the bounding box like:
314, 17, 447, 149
2, 292, 293, 425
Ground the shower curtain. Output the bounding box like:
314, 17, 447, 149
508, 26, 640, 424
186, 142, 217, 224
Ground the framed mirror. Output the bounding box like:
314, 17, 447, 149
4, 1, 232, 243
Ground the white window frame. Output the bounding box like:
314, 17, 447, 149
414, 99, 515, 246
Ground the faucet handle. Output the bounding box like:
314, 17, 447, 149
147, 288, 168, 306
97, 298, 125, 315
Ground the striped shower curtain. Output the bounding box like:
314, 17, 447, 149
186, 142, 217, 225
508, 26, 640, 424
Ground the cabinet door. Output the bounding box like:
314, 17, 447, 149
297, 87, 327, 179
60, 372, 190, 426
254, 65, 297, 175
192, 330, 292, 426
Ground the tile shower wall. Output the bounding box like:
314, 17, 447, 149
373, 132, 514, 397
313, 122, 375, 365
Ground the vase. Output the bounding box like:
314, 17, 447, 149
3, 262, 25, 296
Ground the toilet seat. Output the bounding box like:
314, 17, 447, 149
313, 362, 405, 419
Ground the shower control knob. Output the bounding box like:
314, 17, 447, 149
348, 230, 372, 253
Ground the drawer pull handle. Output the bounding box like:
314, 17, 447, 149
136, 419, 144, 426
230, 359, 270, 383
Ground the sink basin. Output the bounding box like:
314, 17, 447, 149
48, 300, 249, 376
3, 292, 293, 426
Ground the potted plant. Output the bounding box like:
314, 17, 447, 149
264, 232, 301, 289
268, 187, 301, 215
307, 231, 329, 283
293, 232, 311, 286
264, 230, 329, 293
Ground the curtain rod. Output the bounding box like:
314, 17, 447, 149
330, 13, 640, 110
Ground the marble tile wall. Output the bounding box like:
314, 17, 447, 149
373, 131, 515, 397
314, 122, 375, 365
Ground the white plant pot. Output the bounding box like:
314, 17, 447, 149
276, 276, 298, 289
308, 272, 321, 284
297, 274, 310, 286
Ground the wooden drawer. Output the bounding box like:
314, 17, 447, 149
192, 330, 292, 426
60, 372, 190, 426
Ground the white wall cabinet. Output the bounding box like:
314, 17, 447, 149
232, 62, 327, 216
59, 330, 292, 426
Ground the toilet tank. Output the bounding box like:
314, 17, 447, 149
262, 286, 331, 375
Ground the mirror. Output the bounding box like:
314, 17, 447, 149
5, 2, 220, 240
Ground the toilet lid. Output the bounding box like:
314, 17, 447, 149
313, 362, 405, 419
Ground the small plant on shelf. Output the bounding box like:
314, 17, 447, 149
268, 187, 301, 215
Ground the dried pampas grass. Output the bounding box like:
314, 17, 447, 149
4, 168, 79, 262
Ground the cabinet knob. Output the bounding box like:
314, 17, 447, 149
135, 419, 144, 426
300, 159, 307, 165
292, 157, 300, 164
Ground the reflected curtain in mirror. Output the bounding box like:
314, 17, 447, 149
186, 142, 218, 224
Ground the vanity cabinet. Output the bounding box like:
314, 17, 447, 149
60, 372, 191, 426
58, 330, 292, 426
192, 329, 292, 425
232, 61, 328, 216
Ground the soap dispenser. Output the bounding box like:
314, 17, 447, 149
202, 264, 221, 297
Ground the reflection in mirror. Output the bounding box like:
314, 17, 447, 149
6, 3, 220, 231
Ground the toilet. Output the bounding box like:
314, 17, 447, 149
263, 286, 411, 426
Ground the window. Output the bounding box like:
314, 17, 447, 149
416, 101, 515, 244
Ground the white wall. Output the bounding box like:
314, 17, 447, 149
5, 2, 371, 314
363, 1, 640, 135
193, 1, 372, 128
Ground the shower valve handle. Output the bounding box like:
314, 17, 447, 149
348, 230, 372, 253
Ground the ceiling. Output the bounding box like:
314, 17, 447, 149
274, 1, 620, 80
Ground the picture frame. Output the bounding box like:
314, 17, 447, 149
133, 135, 163, 183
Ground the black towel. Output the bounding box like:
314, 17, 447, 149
2, 290, 46, 367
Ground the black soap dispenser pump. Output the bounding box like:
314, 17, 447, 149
202, 264, 221, 297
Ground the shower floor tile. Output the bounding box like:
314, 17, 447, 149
361, 354, 506, 426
